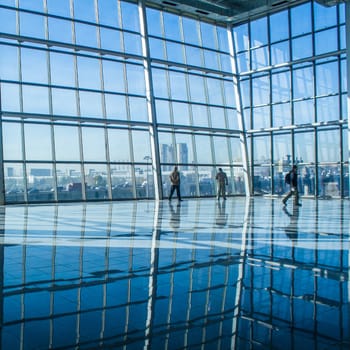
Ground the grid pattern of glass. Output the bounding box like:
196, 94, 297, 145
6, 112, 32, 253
0, 0, 348, 203
233, 1, 348, 198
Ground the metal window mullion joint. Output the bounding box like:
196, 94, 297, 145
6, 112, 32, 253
227, 24, 251, 196
139, 0, 163, 200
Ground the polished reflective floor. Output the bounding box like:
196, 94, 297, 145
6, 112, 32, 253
0, 197, 349, 349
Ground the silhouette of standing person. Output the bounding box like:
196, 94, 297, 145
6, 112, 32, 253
215, 168, 228, 200
168, 166, 182, 201
282, 165, 301, 207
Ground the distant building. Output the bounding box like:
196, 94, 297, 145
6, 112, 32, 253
161, 143, 188, 170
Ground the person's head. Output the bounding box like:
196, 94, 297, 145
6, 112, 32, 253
174, 166, 178, 171
219, 167, 222, 172
292, 165, 297, 171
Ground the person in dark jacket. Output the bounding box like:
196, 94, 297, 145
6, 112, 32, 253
168, 166, 182, 201
282, 165, 301, 206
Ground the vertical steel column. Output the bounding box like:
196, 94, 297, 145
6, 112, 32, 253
227, 25, 252, 196
138, 0, 162, 200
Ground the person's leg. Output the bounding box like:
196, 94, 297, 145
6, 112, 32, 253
176, 185, 182, 200
283, 190, 292, 204
217, 183, 221, 199
169, 185, 175, 200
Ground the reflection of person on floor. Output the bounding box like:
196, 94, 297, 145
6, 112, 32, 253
283, 205, 299, 241
169, 202, 181, 231
215, 200, 228, 227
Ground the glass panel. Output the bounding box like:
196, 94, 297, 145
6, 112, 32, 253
169, 71, 187, 101
237, 51, 249, 72
22, 85, 49, 114
77, 56, 101, 90
126, 65, 145, 95
174, 133, 193, 164
0, 46, 19, 81
252, 75, 270, 106
50, 52, 75, 87
135, 164, 153, 199
314, 2, 337, 30
293, 66, 314, 99
73, 0, 96, 22
159, 132, 175, 167
79, 91, 103, 118
271, 41, 289, 66
250, 17, 268, 48
230, 137, 242, 163
315, 29, 338, 55
146, 8, 161, 36
48, 17, 73, 44
253, 106, 270, 129
272, 71, 290, 103
318, 129, 340, 163
182, 17, 199, 45
26, 163, 54, 202
217, 26, 229, 52
172, 102, 190, 126
251, 46, 269, 70
273, 103, 291, 127
56, 164, 83, 201
273, 134, 291, 165
195, 135, 212, 164
270, 10, 289, 43
253, 136, 271, 164
123, 32, 141, 55
149, 38, 166, 60
108, 128, 131, 162
103, 60, 125, 93
206, 77, 223, 105
166, 41, 184, 64
227, 109, 239, 130
98, 0, 120, 27
105, 94, 127, 120
341, 59, 347, 93
189, 75, 206, 103
233, 23, 249, 53
201, 22, 216, 49
132, 130, 151, 163
223, 81, 235, 108
318, 164, 340, 198
295, 132, 315, 163
232, 166, 245, 194
120, 1, 139, 32
100, 27, 121, 52
152, 69, 168, 98
4, 163, 25, 203
163, 12, 181, 41
82, 127, 106, 161
210, 106, 226, 129
52, 88, 77, 116
75, 22, 97, 47
299, 165, 316, 196
292, 35, 312, 60
293, 99, 314, 124
0, 8, 17, 35
155, 100, 171, 124
342, 127, 348, 163
111, 164, 133, 199
253, 165, 271, 194
213, 136, 229, 164
316, 61, 339, 96
316, 96, 339, 122
54, 125, 80, 161
19, 12, 45, 39
0, 83, 20, 112
198, 166, 216, 196
204, 50, 219, 71
84, 164, 109, 200
24, 124, 52, 161
129, 96, 148, 122
3, 122, 23, 160
291, 2, 311, 37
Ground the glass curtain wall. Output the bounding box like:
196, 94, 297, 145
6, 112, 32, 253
233, 1, 348, 198
0, 0, 244, 204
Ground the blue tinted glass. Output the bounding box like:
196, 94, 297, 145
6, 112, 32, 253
47, 0, 70, 17
251, 46, 269, 70
270, 10, 289, 42
98, 0, 119, 27
20, 12, 45, 39
233, 23, 249, 52
271, 41, 290, 65
0, 45, 19, 80
250, 17, 268, 47
182, 17, 199, 46
163, 12, 181, 41
292, 35, 312, 60
19, 0, 43, 11
315, 29, 338, 55
146, 8, 162, 36
314, 1, 337, 30
316, 61, 339, 96
121, 1, 139, 32
73, 0, 96, 22
316, 96, 339, 122
291, 2, 311, 36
